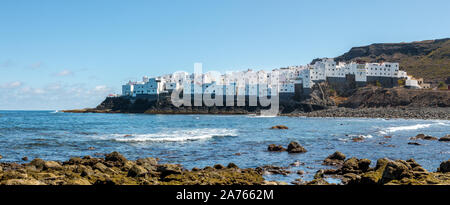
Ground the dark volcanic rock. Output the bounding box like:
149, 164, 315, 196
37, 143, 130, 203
410, 134, 438, 140
323, 151, 346, 166
270, 125, 289, 130
267, 144, 286, 152
287, 141, 307, 153
105, 151, 127, 165
439, 135, 450, 142
438, 160, 450, 173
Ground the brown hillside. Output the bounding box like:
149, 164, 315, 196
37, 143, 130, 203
333, 38, 450, 84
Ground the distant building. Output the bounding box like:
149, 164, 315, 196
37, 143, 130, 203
121, 58, 416, 99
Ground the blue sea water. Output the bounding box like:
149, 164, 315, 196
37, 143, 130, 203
0, 110, 449, 183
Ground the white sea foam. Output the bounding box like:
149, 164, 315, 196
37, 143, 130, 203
94, 128, 238, 142
378, 121, 449, 135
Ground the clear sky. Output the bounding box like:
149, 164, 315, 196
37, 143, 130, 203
1, 0, 449, 110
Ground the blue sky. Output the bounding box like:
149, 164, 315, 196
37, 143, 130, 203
1, 0, 449, 110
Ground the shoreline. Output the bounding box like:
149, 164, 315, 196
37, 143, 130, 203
0, 151, 449, 185
62, 107, 450, 120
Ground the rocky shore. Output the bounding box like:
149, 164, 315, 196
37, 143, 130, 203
0, 151, 449, 185
288, 107, 450, 120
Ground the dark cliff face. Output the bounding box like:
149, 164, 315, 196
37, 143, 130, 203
328, 38, 450, 83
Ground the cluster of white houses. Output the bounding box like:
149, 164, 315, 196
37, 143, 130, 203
121, 58, 423, 99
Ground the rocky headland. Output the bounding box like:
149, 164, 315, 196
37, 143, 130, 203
63, 84, 450, 120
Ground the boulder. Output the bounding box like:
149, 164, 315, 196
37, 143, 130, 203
65, 157, 83, 165
127, 165, 148, 177
438, 135, 450, 142
104, 152, 127, 165
44, 161, 62, 170
408, 142, 421, 146
340, 157, 371, 174
136, 157, 158, 170
22, 157, 28, 161
270, 125, 288, 130
287, 141, 307, 153
438, 160, 450, 173
93, 162, 108, 172
0, 155, 2, 159
157, 164, 183, 177
213, 164, 225, 169
80, 166, 95, 177
410, 134, 438, 140
227, 163, 239, 169
267, 144, 286, 152
323, 151, 346, 166
381, 160, 413, 184
29, 158, 46, 170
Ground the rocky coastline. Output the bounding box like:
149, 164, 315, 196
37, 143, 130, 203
63, 85, 450, 120
1, 149, 449, 185
287, 107, 450, 120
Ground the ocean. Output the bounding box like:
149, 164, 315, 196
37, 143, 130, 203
0, 110, 449, 183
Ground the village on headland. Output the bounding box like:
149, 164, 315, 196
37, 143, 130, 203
117, 58, 429, 100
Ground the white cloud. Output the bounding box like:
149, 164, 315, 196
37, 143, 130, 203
0, 83, 117, 110
54, 69, 74, 77
0, 81, 23, 89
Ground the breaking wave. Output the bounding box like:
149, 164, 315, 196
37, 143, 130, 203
378, 122, 449, 135
93, 128, 238, 142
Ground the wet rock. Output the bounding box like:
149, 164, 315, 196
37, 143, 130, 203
29, 158, 46, 170
408, 142, 421, 146
323, 151, 346, 166
22, 157, 28, 161
296, 170, 304, 175
105, 151, 127, 165
406, 159, 421, 169
352, 136, 364, 142
191, 167, 200, 171
380, 160, 414, 184
213, 164, 225, 169
287, 141, 307, 153
343, 173, 361, 184
270, 125, 288, 130
80, 166, 95, 177
267, 144, 286, 152
136, 157, 158, 171
157, 164, 183, 177
340, 157, 371, 174
44, 161, 62, 170
410, 134, 438, 140
257, 165, 291, 176
93, 162, 108, 172
226, 163, 239, 169
0, 155, 2, 160
64, 157, 83, 165
438, 160, 450, 173
384, 136, 392, 138
438, 135, 450, 142
127, 165, 148, 177
88, 147, 95, 150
